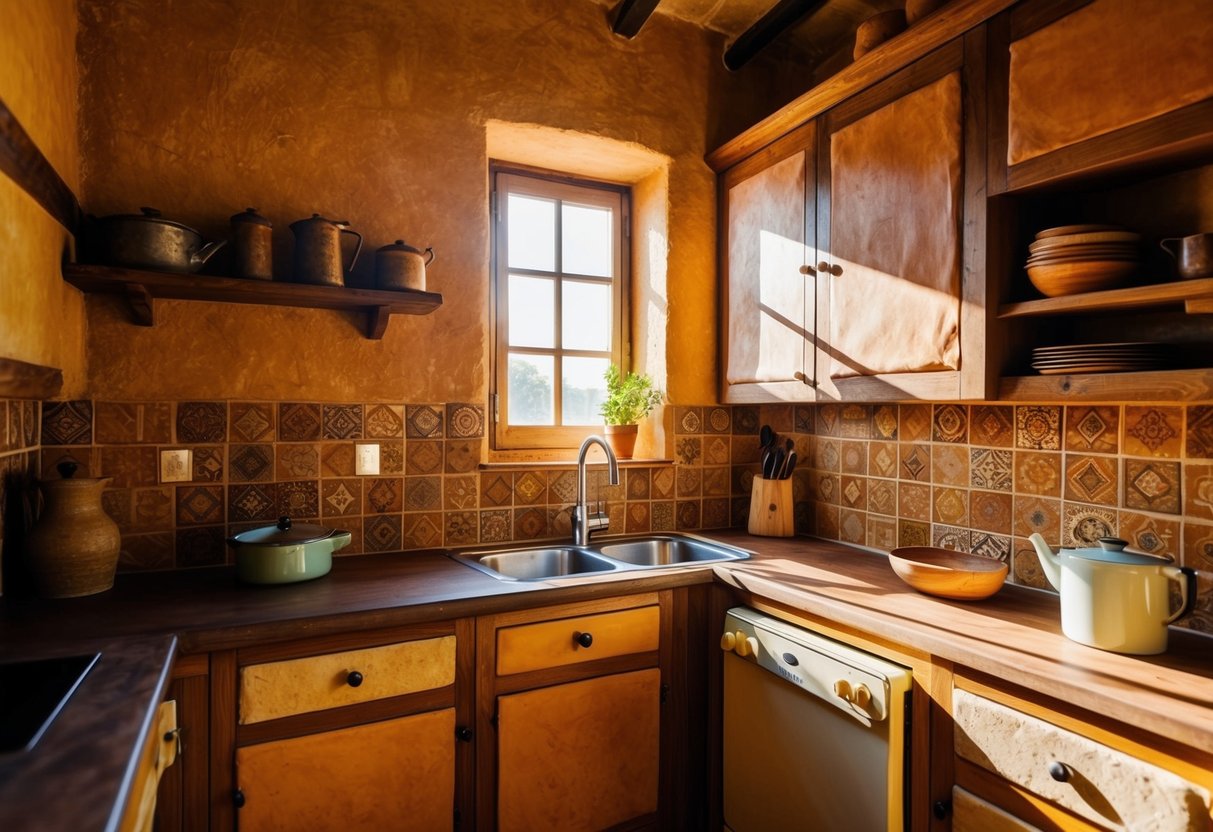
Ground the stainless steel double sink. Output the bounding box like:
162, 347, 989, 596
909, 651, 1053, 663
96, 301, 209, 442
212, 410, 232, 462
448, 533, 751, 581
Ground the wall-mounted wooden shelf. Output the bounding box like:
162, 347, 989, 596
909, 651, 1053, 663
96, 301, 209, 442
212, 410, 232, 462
62, 264, 442, 340
999, 367, 1213, 402
998, 278, 1213, 319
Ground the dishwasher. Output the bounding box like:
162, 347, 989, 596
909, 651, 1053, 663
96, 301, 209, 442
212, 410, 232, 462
721, 607, 913, 831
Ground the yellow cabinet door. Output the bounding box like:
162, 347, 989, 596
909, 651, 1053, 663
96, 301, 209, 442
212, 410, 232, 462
496, 668, 660, 832
236, 708, 455, 831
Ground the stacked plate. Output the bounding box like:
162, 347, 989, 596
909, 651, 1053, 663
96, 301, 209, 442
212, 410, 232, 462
1026, 225, 1141, 297
1031, 342, 1171, 375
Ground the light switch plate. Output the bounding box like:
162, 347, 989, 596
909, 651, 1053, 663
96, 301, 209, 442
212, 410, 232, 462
160, 449, 193, 483
356, 443, 380, 476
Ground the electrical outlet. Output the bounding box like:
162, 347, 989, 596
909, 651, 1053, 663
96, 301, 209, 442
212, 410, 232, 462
356, 443, 380, 476
160, 449, 193, 483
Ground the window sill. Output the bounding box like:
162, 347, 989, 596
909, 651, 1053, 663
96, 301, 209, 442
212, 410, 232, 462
479, 458, 673, 472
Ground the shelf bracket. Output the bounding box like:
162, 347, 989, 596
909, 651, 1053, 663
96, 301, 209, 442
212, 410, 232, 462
366, 306, 391, 340
122, 282, 155, 326
1185, 298, 1213, 314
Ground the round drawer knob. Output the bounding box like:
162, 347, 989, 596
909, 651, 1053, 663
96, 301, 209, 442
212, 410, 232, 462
798, 264, 817, 276
455, 726, 473, 742
575, 631, 593, 648
1048, 761, 1069, 782
346, 670, 364, 688
719, 632, 736, 651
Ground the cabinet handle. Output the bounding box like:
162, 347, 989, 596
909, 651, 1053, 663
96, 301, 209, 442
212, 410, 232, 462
793, 371, 814, 386
817, 261, 843, 276
932, 800, 951, 820
164, 726, 182, 755
346, 670, 364, 688
233, 789, 246, 809
455, 726, 473, 742
798, 264, 817, 276
1048, 761, 1070, 782
574, 631, 593, 648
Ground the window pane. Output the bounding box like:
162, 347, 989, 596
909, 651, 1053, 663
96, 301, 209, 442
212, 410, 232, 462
561, 356, 609, 426
508, 194, 556, 271
562, 280, 612, 351
562, 203, 612, 277
508, 275, 554, 348
508, 354, 554, 425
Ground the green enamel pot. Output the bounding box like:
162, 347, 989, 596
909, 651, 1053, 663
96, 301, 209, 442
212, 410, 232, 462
229, 516, 351, 585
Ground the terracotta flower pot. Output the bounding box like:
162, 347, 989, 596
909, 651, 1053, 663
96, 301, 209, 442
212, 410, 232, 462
604, 424, 638, 460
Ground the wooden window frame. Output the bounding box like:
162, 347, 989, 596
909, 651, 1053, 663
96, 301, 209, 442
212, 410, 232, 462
490, 164, 631, 451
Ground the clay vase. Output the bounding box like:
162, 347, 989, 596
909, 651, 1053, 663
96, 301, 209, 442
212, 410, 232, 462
25, 463, 120, 598
604, 424, 638, 460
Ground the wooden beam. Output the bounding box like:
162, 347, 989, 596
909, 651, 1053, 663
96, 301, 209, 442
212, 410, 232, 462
0, 96, 81, 235
611, 0, 661, 38
723, 0, 825, 71
0, 356, 64, 400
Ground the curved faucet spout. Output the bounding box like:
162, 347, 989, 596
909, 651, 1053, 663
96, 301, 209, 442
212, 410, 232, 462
573, 435, 619, 546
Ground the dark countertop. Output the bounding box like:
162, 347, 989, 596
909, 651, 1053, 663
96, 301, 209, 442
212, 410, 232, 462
2, 531, 1212, 829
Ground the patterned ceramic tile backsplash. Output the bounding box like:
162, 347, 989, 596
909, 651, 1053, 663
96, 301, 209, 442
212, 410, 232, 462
0, 399, 41, 595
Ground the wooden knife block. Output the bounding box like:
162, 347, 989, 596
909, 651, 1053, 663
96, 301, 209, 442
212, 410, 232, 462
747, 477, 794, 537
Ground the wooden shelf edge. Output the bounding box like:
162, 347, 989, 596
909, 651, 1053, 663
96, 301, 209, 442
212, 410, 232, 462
999, 368, 1213, 402
998, 278, 1213, 318
0, 356, 64, 400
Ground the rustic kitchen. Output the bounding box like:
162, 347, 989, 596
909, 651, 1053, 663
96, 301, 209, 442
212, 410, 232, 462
1, 0, 1211, 829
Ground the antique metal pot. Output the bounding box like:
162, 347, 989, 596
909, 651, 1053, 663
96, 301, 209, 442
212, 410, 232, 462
230, 208, 273, 280
92, 207, 226, 273
290, 214, 363, 286
375, 239, 434, 291
228, 516, 351, 585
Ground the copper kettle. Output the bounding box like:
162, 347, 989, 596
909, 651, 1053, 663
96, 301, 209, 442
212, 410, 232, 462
290, 214, 363, 286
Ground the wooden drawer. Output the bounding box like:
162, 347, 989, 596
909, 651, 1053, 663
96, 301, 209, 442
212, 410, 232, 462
119, 699, 178, 832
496, 605, 659, 676
953, 688, 1210, 831
952, 786, 1041, 832
239, 635, 455, 724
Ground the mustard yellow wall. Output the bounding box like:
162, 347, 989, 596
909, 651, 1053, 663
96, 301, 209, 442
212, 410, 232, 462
0, 0, 86, 396
76, 0, 795, 405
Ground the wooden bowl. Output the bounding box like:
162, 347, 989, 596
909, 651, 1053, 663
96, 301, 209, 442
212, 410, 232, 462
888, 547, 1008, 600
1026, 259, 1136, 296
854, 10, 907, 59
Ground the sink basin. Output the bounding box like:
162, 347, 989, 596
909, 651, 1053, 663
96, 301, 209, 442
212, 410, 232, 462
449, 534, 750, 581
457, 547, 619, 581
595, 535, 750, 567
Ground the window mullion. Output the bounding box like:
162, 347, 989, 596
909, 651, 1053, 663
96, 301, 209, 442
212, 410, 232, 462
553, 198, 564, 429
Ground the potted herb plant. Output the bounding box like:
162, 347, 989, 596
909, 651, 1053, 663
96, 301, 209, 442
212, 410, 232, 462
599, 365, 663, 459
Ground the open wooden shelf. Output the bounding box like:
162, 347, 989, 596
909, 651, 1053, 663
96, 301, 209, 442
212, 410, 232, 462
998, 278, 1213, 318
999, 368, 1213, 402
62, 263, 442, 340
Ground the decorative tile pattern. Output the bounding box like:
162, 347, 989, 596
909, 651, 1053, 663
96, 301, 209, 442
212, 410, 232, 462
119, 533, 174, 571
322, 479, 362, 517
278, 403, 322, 441
840, 476, 866, 509
444, 475, 478, 510
230, 403, 275, 442
480, 509, 512, 543
176, 527, 225, 568
513, 507, 548, 540
971, 532, 1011, 562
702, 498, 730, 529
100, 446, 159, 488
1123, 406, 1181, 457
731, 435, 762, 465
676, 437, 702, 465
839, 405, 872, 439
1012, 543, 1049, 590
759, 404, 793, 433
839, 509, 865, 544
898, 404, 931, 442
1062, 503, 1117, 547
1118, 512, 1179, 557
932, 487, 968, 526
813, 473, 839, 504
676, 500, 701, 530
932, 404, 968, 444
867, 516, 896, 551
899, 444, 930, 482
380, 441, 405, 474
548, 470, 578, 503
970, 405, 1013, 448
1013, 451, 1061, 497
364, 404, 404, 438
192, 447, 224, 482
872, 405, 898, 440
406, 440, 443, 474
1187, 406, 1213, 459
406, 405, 444, 438
103, 489, 132, 531
444, 511, 478, 546
277, 444, 320, 480
366, 478, 403, 514
677, 467, 702, 498
703, 435, 731, 466
731, 406, 759, 435
1064, 406, 1119, 454
898, 483, 930, 521
970, 449, 1012, 491
178, 402, 226, 443
278, 480, 319, 518
446, 403, 485, 438
1184, 464, 1213, 522
22, 401, 37, 446
705, 407, 731, 434
897, 519, 930, 547
1124, 459, 1180, 514
42, 401, 92, 445
1183, 522, 1213, 572
481, 473, 513, 507
1012, 495, 1061, 541
932, 445, 969, 486
513, 471, 547, 505
444, 439, 478, 473
96, 402, 171, 444
970, 490, 1013, 534
868, 479, 897, 516
365, 515, 403, 552
840, 441, 867, 475
794, 405, 815, 434
322, 404, 363, 439
134, 487, 174, 531
626, 503, 651, 534
702, 466, 729, 497
932, 524, 970, 551
651, 467, 675, 500
176, 485, 224, 526
1015, 405, 1061, 450
675, 407, 702, 435
816, 404, 840, 437
405, 476, 442, 512
1064, 455, 1118, 506
228, 484, 277, 523
869, 442, 897, 479
403, 513, 443, 549
814, 438, 840, 472
321, 443, 356, 477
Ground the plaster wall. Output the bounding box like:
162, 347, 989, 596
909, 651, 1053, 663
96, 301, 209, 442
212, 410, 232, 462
77, 0, 791, 408
0, 0, 87, 396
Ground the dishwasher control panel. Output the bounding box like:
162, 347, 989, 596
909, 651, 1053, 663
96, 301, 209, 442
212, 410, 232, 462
722, 607, 911, 724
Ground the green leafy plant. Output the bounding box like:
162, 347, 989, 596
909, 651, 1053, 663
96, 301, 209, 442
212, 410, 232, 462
599, 365, 663, 426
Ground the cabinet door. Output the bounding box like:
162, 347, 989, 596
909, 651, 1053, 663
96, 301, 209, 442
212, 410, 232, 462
496, 668, 660, 831
235, 708, 455, 831
721, 122, 815, 402
819, 64, 964, 392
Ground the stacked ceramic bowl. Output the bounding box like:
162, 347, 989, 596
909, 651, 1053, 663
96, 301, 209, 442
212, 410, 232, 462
1026, 225, 1141, 297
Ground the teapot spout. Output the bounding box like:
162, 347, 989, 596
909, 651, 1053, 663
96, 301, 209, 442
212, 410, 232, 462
1028, 533, 1062, 591
191, 238, 228, 268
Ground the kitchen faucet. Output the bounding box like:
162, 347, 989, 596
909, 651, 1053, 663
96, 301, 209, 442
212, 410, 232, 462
572, 435, 619, 546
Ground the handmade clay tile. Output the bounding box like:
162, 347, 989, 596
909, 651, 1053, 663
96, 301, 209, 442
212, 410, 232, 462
364, 515, 403, 552
868, 479, 897, 517
675, 407, 703, 435
627, 468, 651, 501
227, 484, 276, 523
1012, 495, 1060, 541
1013, 451, 1061, 497
96, 402, 172, 444
1123, 406, 1182, 457
731, 406, 759, 435
479, 509, 512, 543
899, 444, 930, 482
1011, 541, 1050, 590
970, 532, 1011, 562
403, 513, 443, 549
702, 466, 730, 497
969, 405, 1013, 448
1064, 405, 1119, 454
1181, 462, 1213, 523
405, 476, 442, 512
444, 439, 479, 473
970, 490, 1013, 534
513, 471, 548, 505
276, 443, 321, 480
42, 400, 92, 445
480, 473, 513, 507
1118, 511, 1179, 557
177, 485, 225, 526
444, 511, 478, 546
932, 486, 969, 526
404, 440, 443, 475
898, 482, 931, 521
443, 475, 478, 511
1182, 522, 1213, 572
815, 404, 840, 437
176, 526, 225, 568
731, 435, 761, 465
794, 405, 815, 435
839, 509, 866, 544
815, 438, 840, 472
650, 501, 674, 531
814, 473, 840, 505
365, 478, 403, 514
446, 403, 485, 439
1061, 503, 1117, 547
702, 498, 730, 529
406, 405, 445, 439
230, 444, 273, 482
932, 404, 968, 444
177, 402, 227, 443
932, 524, 970, 551
840, 476, 867, 509
364, 404, 404, 439
676, 466, 702, 498
1124, 460, 1181, 514
192, 447, 224, 482
1014, 405, 1061, 450
676, 500, 701, 530
703, 435, 731, 466
839, 405, 872, 439
277, 480, 320, 518
100, 446, 159, 488
931, 444, 969, 486
41, 447, 97, 479
872, 405, 898, 440
705, 407, 731, 434
118, 532, 174, 572
897, 519, 930, 548
278, 403, 322, 442
379, 441, 405, 475
970, 448, 1012, 492
867, 516, 897, 551
731, 465, 758, 497
626, 503, 651, 534
676, 437, 702, 465
840, 441, 867, 475
133, 487, 174, 532
513, 507, 548, 540
322, 404, 364, 440
1187, 406, 1213, 459
898, 404, 931, 442
103, 488, 132, 532
230, 403, 275, 442
550, 470, 579, 503
759, 404, 793, 433
1064, 454, 1118, 506
869, 442, 898, 479
322, 479, 362, 517
22, 401, 38, 447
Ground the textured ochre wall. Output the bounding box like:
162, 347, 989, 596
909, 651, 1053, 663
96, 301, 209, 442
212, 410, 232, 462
77, 0, 789, 406
0, 0, 87, 396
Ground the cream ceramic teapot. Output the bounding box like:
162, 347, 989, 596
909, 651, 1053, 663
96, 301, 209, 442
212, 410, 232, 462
1029, 533, 1196, 655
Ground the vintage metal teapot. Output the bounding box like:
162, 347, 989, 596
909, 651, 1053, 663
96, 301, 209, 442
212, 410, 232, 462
375, 240, 434, 291
289, 214, 363, 286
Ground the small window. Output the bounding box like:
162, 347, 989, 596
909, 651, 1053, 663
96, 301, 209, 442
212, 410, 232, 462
491, 167, 629, 450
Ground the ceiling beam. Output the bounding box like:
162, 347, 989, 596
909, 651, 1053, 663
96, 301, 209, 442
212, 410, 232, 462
723, 0, 827, 70
611, 0, 662, 39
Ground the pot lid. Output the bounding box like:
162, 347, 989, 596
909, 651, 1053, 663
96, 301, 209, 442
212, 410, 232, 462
97, 207, 201, 234
230, 516, 341, 547
378, 239, 425, 255
231, 207, 272, 227
290, 213, 350, 229
1061, 537, 1173, 566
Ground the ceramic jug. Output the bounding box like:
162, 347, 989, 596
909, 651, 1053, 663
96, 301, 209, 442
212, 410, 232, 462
24, 462, 120, 598
290, 214, 363, 286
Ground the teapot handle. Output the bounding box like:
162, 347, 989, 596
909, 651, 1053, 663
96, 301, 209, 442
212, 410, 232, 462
1159, 238, 1180, 259
1164, 566, 1198, 624
341, 228, 364, 273
424, 247, 435, 266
